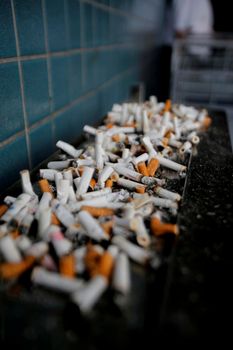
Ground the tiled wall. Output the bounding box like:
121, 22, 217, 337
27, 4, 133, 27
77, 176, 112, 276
0, 0, 165, 193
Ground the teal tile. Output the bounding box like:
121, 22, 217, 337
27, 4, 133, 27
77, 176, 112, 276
51, 56, 70, 110
93, 8, 109, 47
45, 0, 68, 52
66, 0, 81, 49
82, 2, 93, 48
0, 135, 29, 193
54, 103, 83, 144
69, 54, 82, 101
80, 93, 101, 126
29, 122, 53, 167
14, 0, 45, 55
22, 60, 50, 125
0, 0, 17, 58
0, 63, 24, 142
83, 51, 99, 93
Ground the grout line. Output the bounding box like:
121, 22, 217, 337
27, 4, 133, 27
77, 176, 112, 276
10, 0, 32, 169
0, 130, 26, 148
0, 65, 137, 150
0, 43, 145, 64
81, 0, 155, 24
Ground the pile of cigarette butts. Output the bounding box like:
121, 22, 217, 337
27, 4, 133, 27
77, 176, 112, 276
0, 97, 211, 314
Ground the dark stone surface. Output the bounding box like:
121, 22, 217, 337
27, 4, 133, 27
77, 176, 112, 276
1, 110, 233, 349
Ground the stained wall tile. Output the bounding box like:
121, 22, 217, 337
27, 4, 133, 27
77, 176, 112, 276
0, 0, 17, 58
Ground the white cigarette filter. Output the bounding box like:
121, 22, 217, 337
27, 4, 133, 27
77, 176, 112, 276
187, 131, 200, 145
26, 241, 49, 259
142, 110, 150, 134
56, 140, 82, 158
179, 141, 192, 155
77, 210, 109, 241
40, 169, 58, 181
38, 208, 52, 238
117, 178, 145, 192
95, 131, 104, 170
142, 136, 157, 158
1, 193, 31, 223
130, 215, 151, 247
112, 236, 151, 265
63, 169, 73, 185
71, 275, 108, 313
20, 170, 36, 197
152, 197, 178, 209
83, 125, 98, 135
114, 164, 142, 182
81, 187, 111, 200
3, 196, 16, 206
112, 252, 130, 294
133, 153, 149, 165
50, 230, 72, 257
52, 200, 75, 227
154, 186, 181, 202
98, 165, 114, 188
156, 155, 186, 172
56, 179, 70, 204
36, 192, 52, 219
0, 235, 22, 263
16, 235, 32, 254
32, 267, 83, 294
47, 160, 70, 170
75, 166, 94, 198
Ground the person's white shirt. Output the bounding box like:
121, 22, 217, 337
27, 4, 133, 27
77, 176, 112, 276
174, 0, 213, 57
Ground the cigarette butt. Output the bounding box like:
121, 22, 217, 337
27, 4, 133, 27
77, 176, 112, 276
150, 217, 179, 236
0, 255, 35, 280
111, 172, 119, 182
10, 230, 20, 240
51, 213, 61, 226
59, 254, 75, 278
147, 158, 159, 176
164, 99, 171, 112
162, 137, 169, 147
201, 116, 212, 130
123, 122, 137, 128
38, 179, 53, 194
0, 204, 8, 218
112, 134, 120, 142
100, 221, 113, 236
89, 178, 96, 190
80, 206, 114, 217
84, 245, 102, 277
78, 166, 84, 176
164, 130, 172, 138
97, 252, 114, 280
105, 179, 113, 188
136, 186, 145, 194
137, 162, 149, 177
106, 123, 114, 129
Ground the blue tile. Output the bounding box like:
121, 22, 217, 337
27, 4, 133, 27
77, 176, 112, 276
22, 59, 50, 125
0, 135, 29, 193
83, 51, 99, 93
45, 0, 68, 52
93, 8, 109, 47
14, 0, 45, 55
80, 93, 101, 126
0, 63, 24, 142
82, 2, 93, 48
29, 122, 53, 167
51, 56, 70, 110
0, 0, 17, 58
69, 54, 82, 101
54, 103, 83, 144
66, 0, 81, 49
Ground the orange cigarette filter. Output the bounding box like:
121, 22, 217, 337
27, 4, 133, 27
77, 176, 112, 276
137, 162, 149, 176
201, 116, 212, 130
150, 217, 179, 236
51, 213, 61, 226
106, 123, 114, 129
112, 134, 120, 142
38, 179, 53, 194
89, 178, 96, 190
0, 204, 8, 218
123, 122, 137, 128
80, 206, 114, 217
10, 230, 20, 240
59, 254, 75, 278
164, 99, 171, 112
105, 179, 113, 188
0, 255, 35, 280
101, 221, 113, 236
164, 129, 172, 139
136, 186, 146, 194
84, 245, 102, 277
162, 137, 169, 148
97, 251, 114, 280
147, 158, 159, 177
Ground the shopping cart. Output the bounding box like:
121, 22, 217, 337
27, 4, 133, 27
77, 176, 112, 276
171, 34, 233, 110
